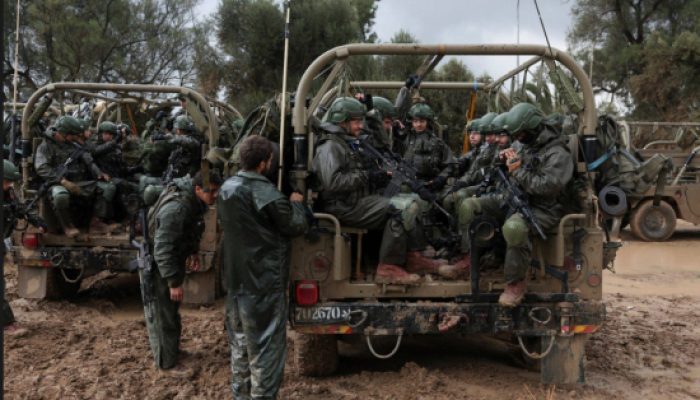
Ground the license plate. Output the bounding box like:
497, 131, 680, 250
294, 306, 351, 324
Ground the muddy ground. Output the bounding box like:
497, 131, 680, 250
4, 223, 700, 400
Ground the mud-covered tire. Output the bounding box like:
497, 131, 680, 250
629, 200, 676, 241
293, 333, 338, 377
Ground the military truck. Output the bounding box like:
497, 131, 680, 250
601, 121, 700, 241
10, 83, 226, 304
284, 44, 616, 384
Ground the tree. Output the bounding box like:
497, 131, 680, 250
568, 0, 700, 119
216, 0, 378, 112
3, 0, 204, 100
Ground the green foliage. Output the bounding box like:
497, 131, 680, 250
568, 0, 700, 120
3, 0, 203, 96
216, 0, 378, 112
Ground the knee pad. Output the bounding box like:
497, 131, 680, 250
97, 181, 117, 201
389, 193, 421, 231
457, 197, 481, 226
50, 185, 71, 210
502, 214, 529, 247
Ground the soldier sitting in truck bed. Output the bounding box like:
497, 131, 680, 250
457, 103, 577, 307
34, 115, 119, 237
312, 97, 459, 285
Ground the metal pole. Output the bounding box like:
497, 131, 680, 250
1, 1, 6, 396
277, 0, 291, 191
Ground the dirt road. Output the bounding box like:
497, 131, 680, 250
4, 225, 700, 399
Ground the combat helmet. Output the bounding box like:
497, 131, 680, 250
53, 116, 84, 135
478, 112, 498, 134
408, 103, 435, 121
372, 96, 397, 119
98, 121, 119, 135
488, 112, 510, 135
467, 118, 482, 133
326, 97, 365, 124
3, 160, 20, 181
174, 115, 196, 132
504, 103, 544, 134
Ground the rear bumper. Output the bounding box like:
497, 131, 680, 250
12, 245, 136, 272
290, 293, 605, 336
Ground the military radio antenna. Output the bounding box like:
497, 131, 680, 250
277, 0, 292, 190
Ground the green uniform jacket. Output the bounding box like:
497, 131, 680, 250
218, 171, 308, 295
511, 127, 574, 228
150, 177, 207, 288
35, 138, 101, 182
401, 130, 454, 181
312, 123, 370, 215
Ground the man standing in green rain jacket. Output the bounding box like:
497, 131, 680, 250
143, 169, 222, 374
218, 135, 309, 399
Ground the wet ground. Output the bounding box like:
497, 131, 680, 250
4, 223, 700, 399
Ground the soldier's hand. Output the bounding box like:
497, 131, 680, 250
60, 178, 81, 195
507, 157, 521, 173
290, 192, 304, 203
430, 176, 447, 190
99, 173, 111, 182
170, 286, 184, 302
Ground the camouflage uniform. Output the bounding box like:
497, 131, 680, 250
34, 135, 117, 230
218, 170, 308, 399
312, 122, 421, 266
458, 126, 574, 283
142, 176, 207, 369
401, 129, 454, 184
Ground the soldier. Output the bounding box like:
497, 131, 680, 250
442, 113, 499, 212
218, 135, 308, 399
34, 116, 117, 237
457, 103, 575, 306
2, 160, 45, 336
312, 97, 454, 284
162, 115, 202, 182
142, 169, 222, 374
399, 103, 454, 190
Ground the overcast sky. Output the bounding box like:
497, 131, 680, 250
196, 0, 574, 78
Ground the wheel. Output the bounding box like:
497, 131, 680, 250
629, 200, 677, 241
293, 333, 338, 377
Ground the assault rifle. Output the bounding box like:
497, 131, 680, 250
23, 143, 87, 217
357, 135, 453, 221
496, 167, 547, 240
130, 207, 155, 304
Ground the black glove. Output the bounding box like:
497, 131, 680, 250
368, 170, 390, 187
416, 186, 436, 203
430, 176, 447, 190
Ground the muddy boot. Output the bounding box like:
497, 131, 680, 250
405, 251, 447, 274
439, 254, 471, 279
159, 363, 194, 378
56, 213, 80, 238
375, 264, 421, 285
63, 224, 80, 238
498, 279, 527, 307
89, 217, 111, 234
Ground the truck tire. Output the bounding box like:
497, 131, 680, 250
293, 333, 338, 377
629, 200, 676, 241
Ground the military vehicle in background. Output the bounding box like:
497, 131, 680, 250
599, 121, 700, 241
282, 43, 617, 385
10, 83, 234, 304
